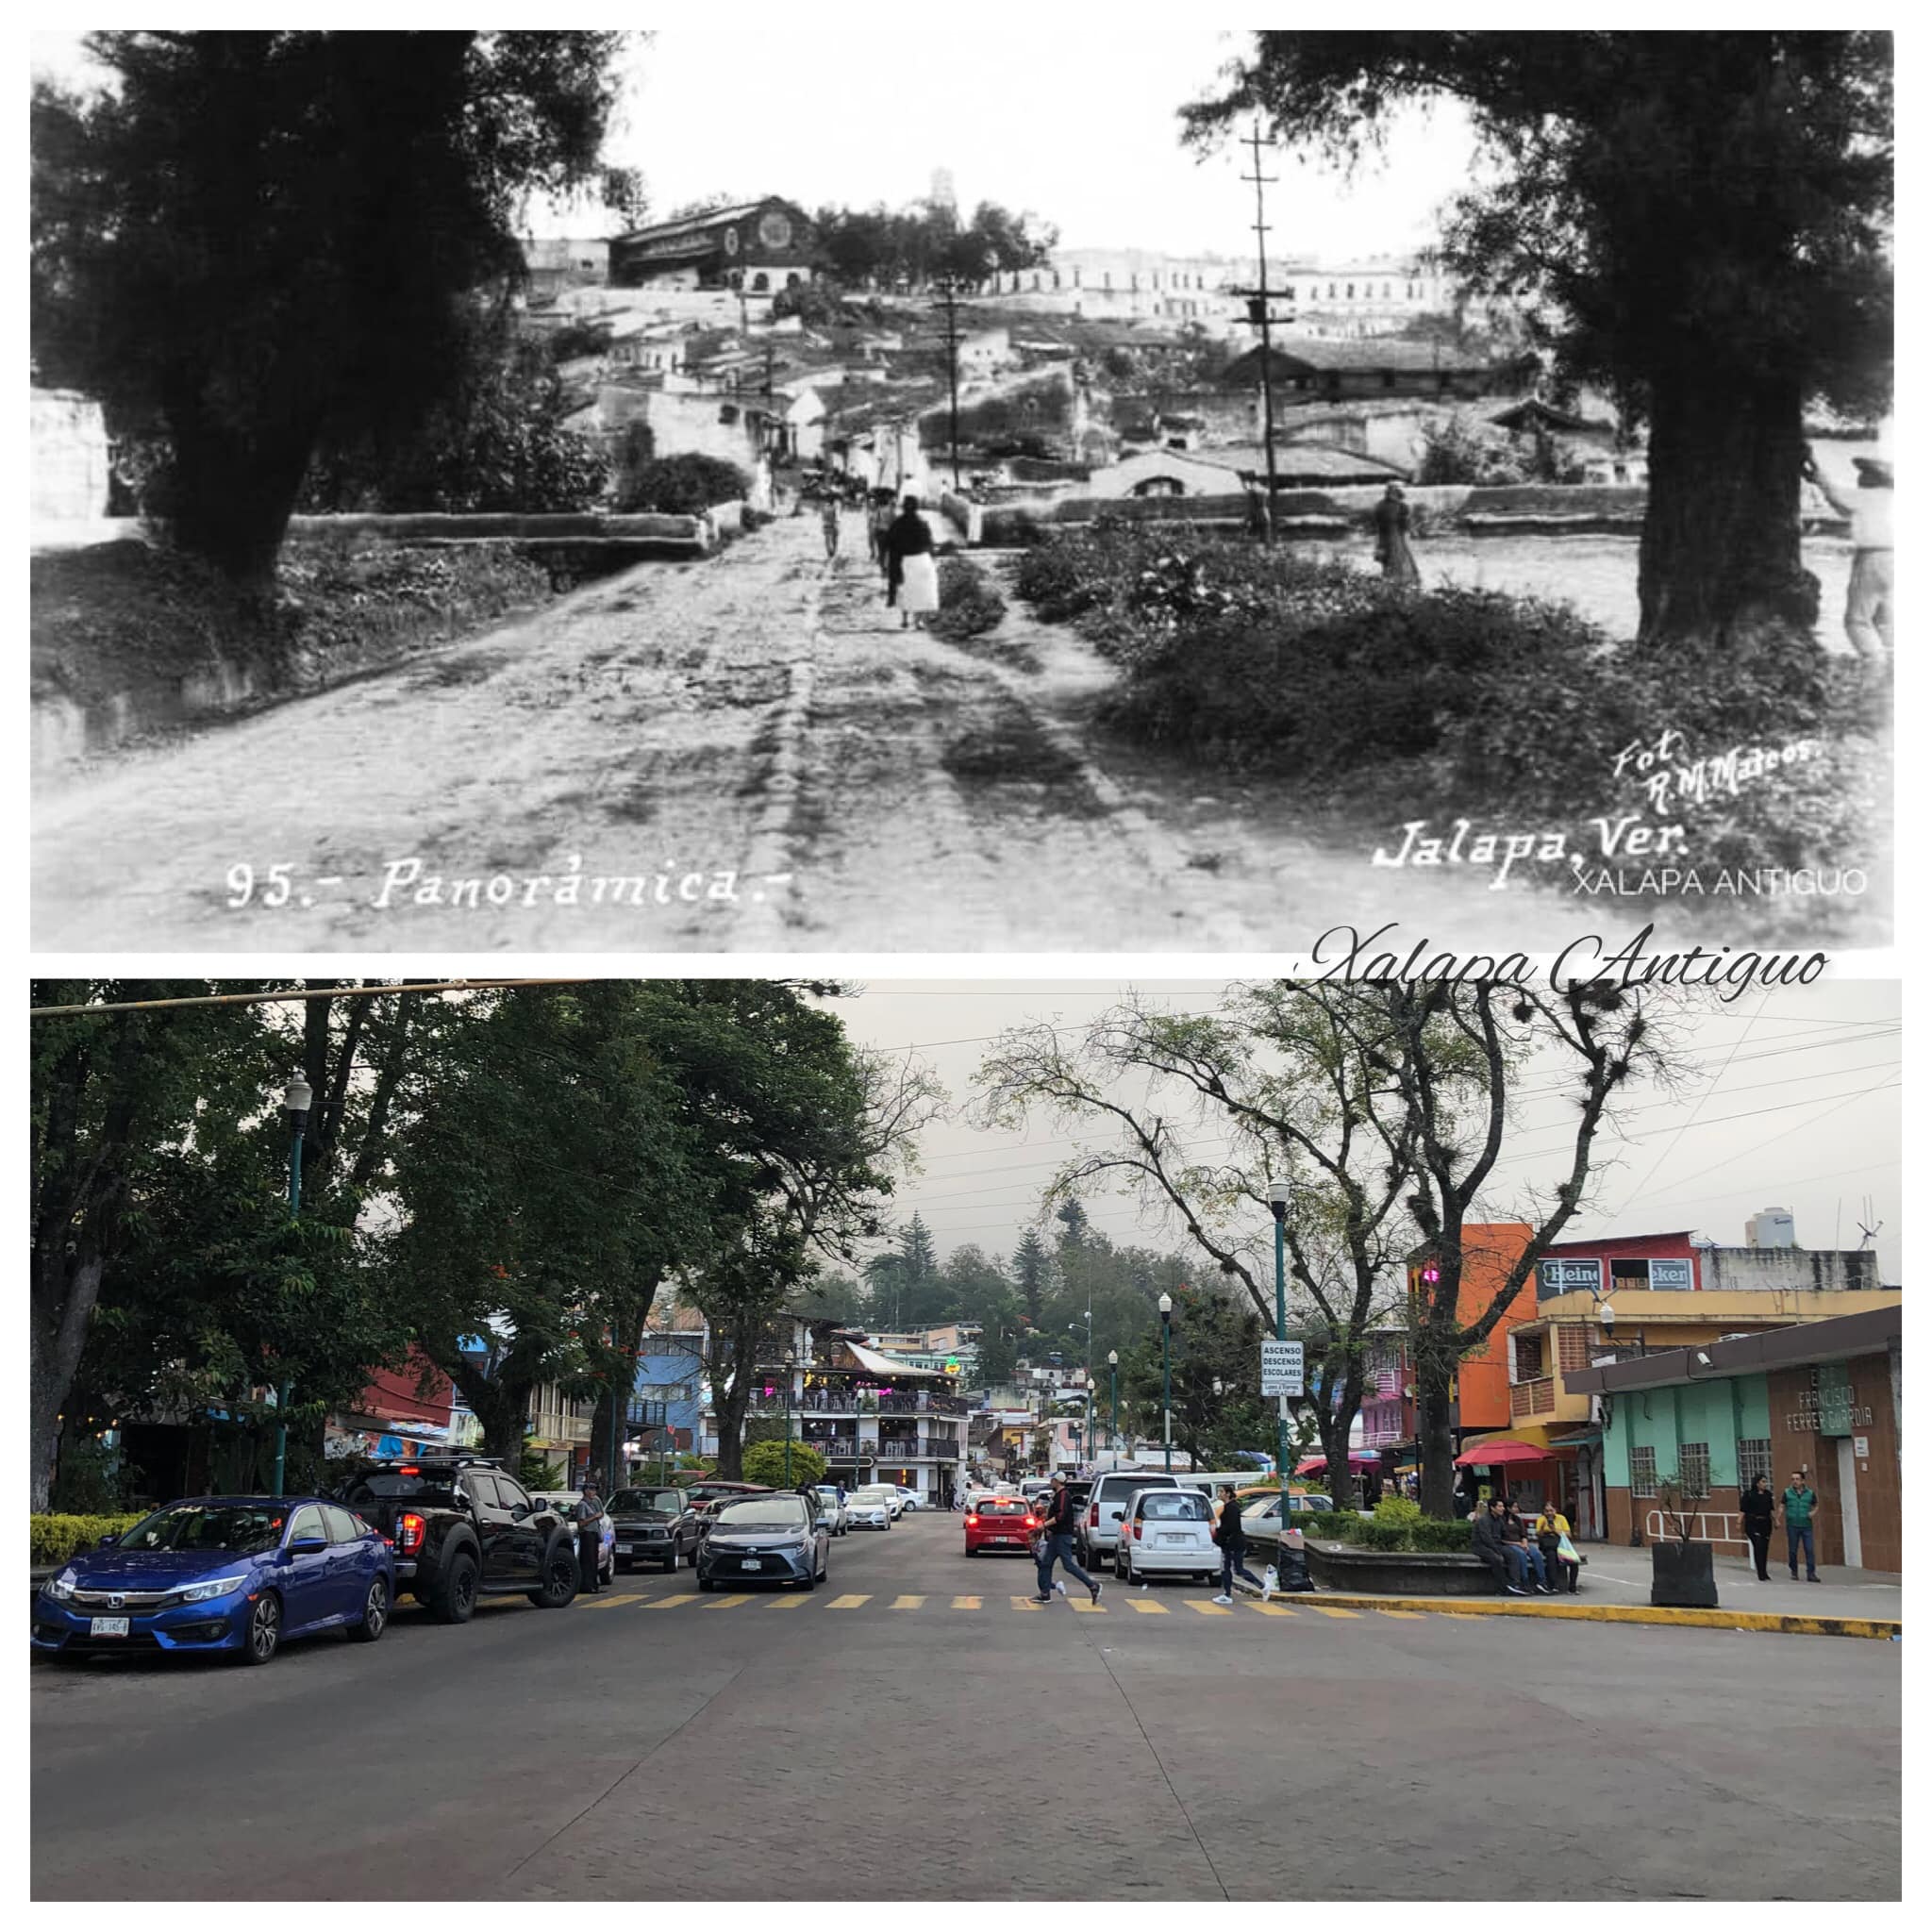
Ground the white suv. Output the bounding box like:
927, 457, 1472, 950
1078, 1470, 1182, 1565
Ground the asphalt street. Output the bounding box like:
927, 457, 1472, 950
31, 1510, 1898, 1901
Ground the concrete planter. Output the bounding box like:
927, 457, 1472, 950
1302, 1539, 1494, 1597
1650, 1539, 1719, 1608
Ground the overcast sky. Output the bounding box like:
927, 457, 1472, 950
30, 27, 1474, 260
821, 981, 1903, 1288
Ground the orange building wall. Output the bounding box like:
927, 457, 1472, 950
1452, 1224, 1537, 1432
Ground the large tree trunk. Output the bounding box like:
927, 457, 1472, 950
1415, 1337, 1458, 1521
162, 406, 319, 593
1638, 364, 1821, 657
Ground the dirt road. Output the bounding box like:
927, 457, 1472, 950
35, 515, 1650, 954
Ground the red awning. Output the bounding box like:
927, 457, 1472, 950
1455, 1440, 1557, 1469
1294, 1453, 1380, 1474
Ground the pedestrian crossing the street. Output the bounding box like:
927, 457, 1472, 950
555, 1583, 1434, 1625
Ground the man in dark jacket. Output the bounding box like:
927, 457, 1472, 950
1034, 1471, 1102, 1606
574, 1486, 606, 1595
1212, 1485, 1272, 1605
1473, 1498, 1529, 1596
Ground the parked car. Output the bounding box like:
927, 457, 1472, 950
1115, 1487, 1219, 1584
607, 1486, 702, 1571
328, 1457, 580, 1621
892, 1486, 927, 1513
1222, 1488, 1335, 1539
963, 1495, 1041, 1557
529, 1491, 617, 1589
696, 1493, 829, 1591
1078, 1469, 1182, 1566
812, 1487, 850, 1537
32, 1495, 394, 1666
845, 1491, 893, 1531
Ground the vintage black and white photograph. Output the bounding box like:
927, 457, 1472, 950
29, 26, 1893, 958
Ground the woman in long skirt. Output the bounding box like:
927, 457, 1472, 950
884, 493, 941, 630
1373, 482, 1422, 588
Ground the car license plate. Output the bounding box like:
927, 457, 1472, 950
741, 1557, 763, 1570
615, 1543, 631, 1555
89, 1617, 130, 1637
1159, 1534, 1191, 1546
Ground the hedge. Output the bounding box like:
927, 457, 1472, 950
31, 1512, 145, 1567
1304, 1513, 1474, 1556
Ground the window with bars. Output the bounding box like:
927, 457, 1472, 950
1678, 1442, 1711, 1499
1737, 1438, 1773, 1489
1629, 1446, 1658, 1497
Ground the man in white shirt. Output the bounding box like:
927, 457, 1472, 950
1806, 447, 1893, 663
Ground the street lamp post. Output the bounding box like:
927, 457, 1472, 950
1108, 1349, 1119, 1456
271, 1074, 311, 1500
1268, 1178, 1292, 1501
784, 1346, 797, 1487
1158, 1292, 1174, 1474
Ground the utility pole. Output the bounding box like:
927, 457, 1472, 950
1230, 121, 1292, 544
934, 275, 963, 491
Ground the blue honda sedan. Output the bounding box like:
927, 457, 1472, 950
32, 1495, 395, 1666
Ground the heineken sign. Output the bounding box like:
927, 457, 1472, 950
1538, 1257, 1603, 1299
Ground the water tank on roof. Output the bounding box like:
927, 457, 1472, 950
1745, 1208, 1796, 1248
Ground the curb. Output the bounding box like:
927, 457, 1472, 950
1235, 1579, 1898, 1641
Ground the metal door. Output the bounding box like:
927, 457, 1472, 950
1836, 1437, 1862, 1569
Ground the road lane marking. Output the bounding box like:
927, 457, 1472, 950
1377, 1608, 1425, 1620
827, 1594, 872, 1609
1011, 1595, 1048, 1611
1246, 1602, 1298, 1617
1127, 1600, 1168, 1615
1069, 1597, 1106, 1613
701, 1593, 755, 1610
579, 1592, 649, 1610
891, 1594, 925, 1609
767, 1593, 812, 1609
642, 1594, 696, 1610
951, 1595, 982, 1609
1187, 1600, 1234, 1616
1308, 1605, 1362, 1619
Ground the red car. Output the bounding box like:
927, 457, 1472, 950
964, 1495, 1041, 1557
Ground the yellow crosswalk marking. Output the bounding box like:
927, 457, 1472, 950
1308, 1604, 1362, 1619
1246, 1602, 1298, 1617
1011, 1595, 1047, 1611
951, 1595, 982, 1609
1377, 1608, 1424, 1620
579, 1591, 649, 1610
641, 1593, 695, 1610
1188, 1600, 1234, 1616
891, 1594, 925, 1609
1070, 1596, 1106, 1613
766, 1593, 811, 1609
701, 1593, 755, 1610
827, 1594, 872, 1609
1127, 1599, 1169, 1615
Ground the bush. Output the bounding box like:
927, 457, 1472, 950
614, 451, 750, 517
1372, 1494, 1424, 1529
31, 1512, 145, 1567
928, 557, 1008, 641
740, 1440, 826, 1490
1409, 1518, 1481, 1554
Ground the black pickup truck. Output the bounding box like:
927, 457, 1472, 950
327, 1457, 580, 1623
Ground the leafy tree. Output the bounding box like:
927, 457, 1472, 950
1184, 31, 1893, 655
1115, 1283, 1268, 1470
32, 31, 633, 587
301, 311, 608, 513
741, 1439, 826, 1490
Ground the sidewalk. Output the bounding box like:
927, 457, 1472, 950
1241, 1541, 1901, 1640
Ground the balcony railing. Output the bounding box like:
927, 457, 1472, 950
1509, 1377, 1557, 1418
868, 1438, 961, 1460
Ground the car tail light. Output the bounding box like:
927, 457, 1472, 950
396, 1511, 426, 1555
1088, 1503, 1099, 1525
966, 1514, 979, 1526
1024, 1516, 1039, 1530
1132, 1521, 1143, 1541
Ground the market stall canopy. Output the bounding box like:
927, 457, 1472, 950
1294, 1453, 1380, 1474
